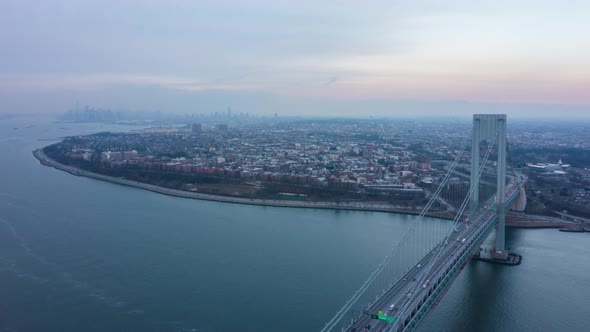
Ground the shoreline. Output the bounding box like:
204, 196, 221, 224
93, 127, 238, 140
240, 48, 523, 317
33, 148, 426, 215
32, 148, 585, 230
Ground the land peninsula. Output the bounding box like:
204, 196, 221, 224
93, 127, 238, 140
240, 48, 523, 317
33, 122, 460, 215
32, 119, 590, 229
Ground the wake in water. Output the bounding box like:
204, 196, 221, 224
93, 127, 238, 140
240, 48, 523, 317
0, 215, 143, 315
0, 215, 49, 265
0, 192, 29, 207
0, 207, 202, 331
0, 259, 49, 284
0, 137, 27, 143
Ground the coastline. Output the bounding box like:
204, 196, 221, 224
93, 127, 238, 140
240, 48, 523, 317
32, 148, 424, 215
32, 148, 585, 230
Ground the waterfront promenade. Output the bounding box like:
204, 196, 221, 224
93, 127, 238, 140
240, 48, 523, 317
33, 148, 423, 214
35, 147, 584, 233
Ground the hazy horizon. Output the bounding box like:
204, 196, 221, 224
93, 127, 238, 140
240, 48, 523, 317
1, 0, 589, 118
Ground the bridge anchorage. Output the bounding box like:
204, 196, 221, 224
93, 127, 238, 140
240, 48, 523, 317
322, 114, 527, 332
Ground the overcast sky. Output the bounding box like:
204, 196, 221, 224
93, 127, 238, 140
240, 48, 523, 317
1, 0, 589, 117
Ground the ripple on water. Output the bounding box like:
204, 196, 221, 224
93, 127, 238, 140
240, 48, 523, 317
0, 215, 144, 315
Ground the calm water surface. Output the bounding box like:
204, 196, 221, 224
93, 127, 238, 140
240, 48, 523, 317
0, 119, 588, 331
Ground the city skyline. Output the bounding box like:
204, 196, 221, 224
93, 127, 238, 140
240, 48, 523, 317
1, 0, 589, 117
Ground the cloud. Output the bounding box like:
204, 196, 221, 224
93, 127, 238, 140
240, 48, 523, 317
0, 73, 262, 93
0, 0, 589, 115
323, 77, 338, 87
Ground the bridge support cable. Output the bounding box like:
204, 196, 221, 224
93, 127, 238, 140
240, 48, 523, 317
458, 125, 500, 223
321, 135, 472, 332
419, 139, 469, 218
398, 130, 527, 332
402, 136, 472, 269
388, 124, 501, 332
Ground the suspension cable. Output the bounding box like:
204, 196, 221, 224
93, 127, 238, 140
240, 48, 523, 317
389, 124, 500, 331
321, 133, 472, 332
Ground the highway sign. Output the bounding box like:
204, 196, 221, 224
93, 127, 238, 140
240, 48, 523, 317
370, 312, 396, 324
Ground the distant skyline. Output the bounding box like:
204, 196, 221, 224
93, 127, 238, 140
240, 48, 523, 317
1, 0, 589, 117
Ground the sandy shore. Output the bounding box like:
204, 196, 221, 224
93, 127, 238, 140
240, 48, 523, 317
33, 148, 424, 215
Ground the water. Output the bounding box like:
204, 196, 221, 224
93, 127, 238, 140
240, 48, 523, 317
418, 229, 590, 332
0, 118, 588, 331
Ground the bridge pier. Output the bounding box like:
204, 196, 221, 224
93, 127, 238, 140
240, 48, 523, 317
478, 229, 510, 261
478, 229, 497, 260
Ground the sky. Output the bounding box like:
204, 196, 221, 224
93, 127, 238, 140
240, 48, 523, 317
1, 0, 589, 118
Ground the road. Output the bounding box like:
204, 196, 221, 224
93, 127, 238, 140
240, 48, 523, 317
345, 177, 524, 332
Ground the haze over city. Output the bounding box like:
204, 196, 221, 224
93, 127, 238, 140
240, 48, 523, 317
1, 0, 589, 118
3, 1, 590, 332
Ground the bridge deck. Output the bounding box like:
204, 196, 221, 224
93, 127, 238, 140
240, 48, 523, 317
345, 177, 524, 332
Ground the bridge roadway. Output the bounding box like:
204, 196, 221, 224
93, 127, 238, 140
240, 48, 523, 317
344, 177, 524, 332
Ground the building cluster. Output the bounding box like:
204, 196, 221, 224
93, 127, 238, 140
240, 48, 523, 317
526, 159, 571, 175
60, 120, 475, 198
55, 117, 590, 216
508, 121, 590, 150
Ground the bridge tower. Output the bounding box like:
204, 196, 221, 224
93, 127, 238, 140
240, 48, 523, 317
470, 114, 508, 260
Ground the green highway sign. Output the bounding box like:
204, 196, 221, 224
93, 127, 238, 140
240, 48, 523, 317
370, 312, 396, 324
378, 312, 396, 324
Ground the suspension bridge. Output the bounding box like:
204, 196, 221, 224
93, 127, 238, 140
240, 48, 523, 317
322, 114, 528, 332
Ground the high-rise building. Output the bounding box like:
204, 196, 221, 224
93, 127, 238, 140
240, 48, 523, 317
191, 123, 202, 133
